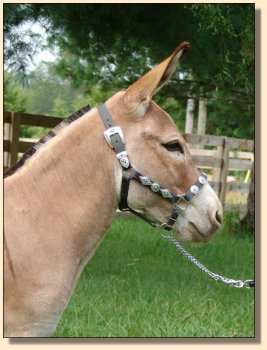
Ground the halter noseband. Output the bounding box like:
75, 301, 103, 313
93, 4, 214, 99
97, 104, 207, 231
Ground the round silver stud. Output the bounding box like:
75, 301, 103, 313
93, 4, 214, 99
151, 182, 160, 192
199, 176, 206, 185
190, 185, 199, 195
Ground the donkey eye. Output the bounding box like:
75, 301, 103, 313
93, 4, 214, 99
162, 141, 184, 154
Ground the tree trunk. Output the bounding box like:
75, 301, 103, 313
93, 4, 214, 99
185, 97, 195, 134
197, 96, 207, 135
240, 165, 255, 234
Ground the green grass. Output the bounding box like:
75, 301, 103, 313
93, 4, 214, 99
53, 216, 255, 338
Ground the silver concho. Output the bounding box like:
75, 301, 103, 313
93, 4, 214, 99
190, 185, 199, 195
139, 176, 152, 186
151, 182, 160, 192
116, 151, 130, 168
160, 189, 173, 198
119, 157, 130, 168
199, 176, 206, 185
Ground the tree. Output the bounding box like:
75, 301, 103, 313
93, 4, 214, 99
4, 4, 254, 95
185, 97, 195, 134
4, 4, 255, 139
240, 166, 255, 234
52, 96, 68, 117
197, 89, 207, 136
4, 71, 28, 112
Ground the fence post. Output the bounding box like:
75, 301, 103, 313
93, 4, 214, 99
8, 112, 21, 168
212, 144, 223, 194
4, 122, 11, 168
218, 137, 230, 207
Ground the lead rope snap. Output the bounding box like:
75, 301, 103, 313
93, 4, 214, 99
160, 231, 255, 289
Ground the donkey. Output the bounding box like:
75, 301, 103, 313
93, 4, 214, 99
4, 42, 223, 337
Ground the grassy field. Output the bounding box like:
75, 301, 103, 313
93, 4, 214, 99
53, 214, 255, 338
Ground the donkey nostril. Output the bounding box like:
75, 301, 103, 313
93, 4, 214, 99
215, 210, 223, 225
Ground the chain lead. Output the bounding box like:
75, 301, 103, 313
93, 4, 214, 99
161, 232, 254, 289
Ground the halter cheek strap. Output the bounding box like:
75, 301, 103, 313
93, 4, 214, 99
97, 105, 160, 227
97, 104, 207, 231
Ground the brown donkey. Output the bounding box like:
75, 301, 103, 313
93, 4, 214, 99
4, 42, 223, 337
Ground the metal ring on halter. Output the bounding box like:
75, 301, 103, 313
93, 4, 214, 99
160, 225, 174, 238
173, 198, 188, 211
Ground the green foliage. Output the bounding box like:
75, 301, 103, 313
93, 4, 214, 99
220, 211, 255, 237
52, 96, 68, 117
4, 3, 254, 93
4, 65, 118, 139
4, 4, 45, 78
154, 94, 186, 132
221, 211, 242, 235
187, 4, 254, 95
25, 65, 74, 116
4, 71, 28, 112
207, 96, 254, 139
22, 65, 116, 117
54, 217, 254, 337
4, 3, 254, 139
19, 125, 50, 140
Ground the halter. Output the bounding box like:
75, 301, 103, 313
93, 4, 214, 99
97, 104, 207, 231
97, 104, 254, 289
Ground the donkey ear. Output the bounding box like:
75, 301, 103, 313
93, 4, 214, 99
124, 42, 191, 117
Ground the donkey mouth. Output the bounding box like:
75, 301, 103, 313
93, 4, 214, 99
189, 222, 215, 242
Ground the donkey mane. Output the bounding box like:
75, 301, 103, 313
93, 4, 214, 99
4, 105, 91, 179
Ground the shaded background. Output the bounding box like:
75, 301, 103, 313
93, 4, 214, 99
4, 3, 254, 139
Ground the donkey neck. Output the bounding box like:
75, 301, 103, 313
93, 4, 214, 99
4, 107, 123, 336
5, 108, 120, 251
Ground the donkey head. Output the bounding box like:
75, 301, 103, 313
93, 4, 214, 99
105, 42, 223, 242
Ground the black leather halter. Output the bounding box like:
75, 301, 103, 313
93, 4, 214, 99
97, 104, 207, 231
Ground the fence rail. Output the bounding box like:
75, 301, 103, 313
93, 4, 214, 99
4, 111, 254, 214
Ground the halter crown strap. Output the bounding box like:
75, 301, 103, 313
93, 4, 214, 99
97, 105, 130, 169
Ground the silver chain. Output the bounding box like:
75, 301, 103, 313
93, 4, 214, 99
161, 232, 254, 289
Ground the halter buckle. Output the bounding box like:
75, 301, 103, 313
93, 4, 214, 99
104, 126, 125, 148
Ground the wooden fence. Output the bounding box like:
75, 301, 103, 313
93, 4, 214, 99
184, 134, 254, 214
3, 111, 254, 214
